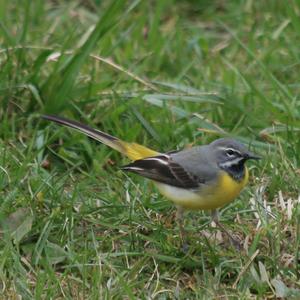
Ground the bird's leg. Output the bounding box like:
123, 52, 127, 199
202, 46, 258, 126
211, 210, 241, 250
176, 206, 188, 252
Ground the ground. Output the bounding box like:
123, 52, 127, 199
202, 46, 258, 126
0, 1, 300, 299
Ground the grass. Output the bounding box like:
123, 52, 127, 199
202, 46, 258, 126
0, 0, 300, 298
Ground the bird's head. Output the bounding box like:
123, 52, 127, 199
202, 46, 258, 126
209, 138, 261, 179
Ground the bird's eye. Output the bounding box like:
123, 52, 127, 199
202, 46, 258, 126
226, 149, 236, 157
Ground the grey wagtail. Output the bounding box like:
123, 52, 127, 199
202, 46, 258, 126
42, 115, 261, 249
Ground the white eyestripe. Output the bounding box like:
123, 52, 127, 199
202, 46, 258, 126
219, 147, 242, 155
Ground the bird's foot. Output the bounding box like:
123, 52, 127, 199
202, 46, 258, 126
229, 236, 242, 251
181, 242, 189, 254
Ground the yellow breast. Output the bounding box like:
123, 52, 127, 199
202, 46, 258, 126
209, 167, 249, 209
155, 168, 249, 210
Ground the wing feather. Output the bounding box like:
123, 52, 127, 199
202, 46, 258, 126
121, 155, 201, 188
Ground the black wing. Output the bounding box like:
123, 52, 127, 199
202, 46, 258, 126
121, 154, 202, 189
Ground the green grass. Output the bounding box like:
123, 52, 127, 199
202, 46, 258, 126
1, 0, 300, 298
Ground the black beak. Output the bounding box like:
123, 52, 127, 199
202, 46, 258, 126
245, 151, 261, 160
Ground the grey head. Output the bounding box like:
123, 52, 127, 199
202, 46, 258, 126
208, 138, 261, 180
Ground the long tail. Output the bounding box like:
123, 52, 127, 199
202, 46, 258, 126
42, 115, 159, 161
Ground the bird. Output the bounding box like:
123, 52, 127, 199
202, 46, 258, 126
42, 114, 261, 249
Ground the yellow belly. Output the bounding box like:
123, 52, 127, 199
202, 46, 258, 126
155, 168, 249, 210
